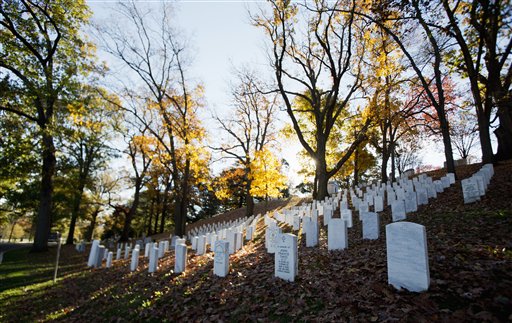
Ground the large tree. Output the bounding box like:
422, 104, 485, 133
0, 0, 95, 251
440, 0, 511, 162
59, 86, 119, 244
254, 0, 370, 200
343, 0, 458, 176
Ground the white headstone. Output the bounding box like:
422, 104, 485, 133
327, 219, 348, 250
197, 235, 207, 255
158, 241, 165, 258
87, 240, 100, 267
106, 251, 113, 268
235, 232, 243, 251
374, 195, 384, 212
174, 243, 187, 274
323, 207, 333, 226
227, 230, 236, 254
144, 243, 151, 257
275, 233, 298, 282
341, 209, 353, 228
303, 217, 318, 247
386, 222, 430, 292
404, 191, 418, 213
361, 212, 379, 240
124, 246, 131, 260
292, 216, 301, 231
245, 226, 253, 241
391, 200, 407, 222
95, 245, 105, 268
148, 245, 158, 273
416, 188, 428, 206
266, 226, 282, 253
461, 178, 480, 204
191, 236, 198, 251
130, 248, 140, 271
213, 240, 230, 277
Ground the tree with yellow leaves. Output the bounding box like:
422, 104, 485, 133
96, 2, 210, 238
212, 69, 279, 216
254, 0, 371, 200
249, 148, 287, 201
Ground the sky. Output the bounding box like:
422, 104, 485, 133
87, 0, 458, 192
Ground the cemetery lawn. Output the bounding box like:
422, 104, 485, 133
1, 163, 512, 322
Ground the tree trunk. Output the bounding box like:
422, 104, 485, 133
354, 147, 360, 186
31, 132, 56, 252
154, 191, 161, 234
391, 143, 396, 182
8, 219, 17, 242
245, 178, 254, 217
494, 103, 512, 161
439, 113, 456, 176
316, 156, 328, 200
147, 196, 155, 236
159, 204, 166, 234
85, 207, 100, 241
66, 178, 86, 245
121, 179, 142, 242
477, 107, 494, 163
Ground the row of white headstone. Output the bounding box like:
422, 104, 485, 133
263, 170, 461, 291
461, 163, 494, 204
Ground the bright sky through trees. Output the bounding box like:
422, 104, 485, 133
88, 0, 466, 180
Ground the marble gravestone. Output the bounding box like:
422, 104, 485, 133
174, 243, 187, 274
197, 235, 207, 255
144, 243, 151, 257
374, 195, 384, 212
341, 209, 353, 228
95, 245, 105, 268
404, 191, 418, 213
106, 251, 113, 268
327, 219, 348, 251
213, 240, 230, 277
292, 215, 300, 231
235, 232, 243, 251
303, 217, 318, 247
266, 226, 282, 253
391, 200, 407, 222
124, 246, 131, 260
361, 212, 379, 240
148, 245, 159, 273
227, 230, 236, 254
323, 207, 333, 226
416, 188, 428, 206
158, 242, 165, 258
386, 222, 430, 292
275, 233, 298, 282
130, 247, 140, 272
87, 240, 100, 267
461, 178, 480, 204
245, 226, 253, 241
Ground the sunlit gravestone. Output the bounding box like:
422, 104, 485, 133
275, 233, 298, 282
130, 247, 140, 272
386, 222, 430, 292
214, 240, 230, 277
174, 243, 187, 274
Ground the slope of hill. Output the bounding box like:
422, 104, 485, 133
0, 161, 510, 322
